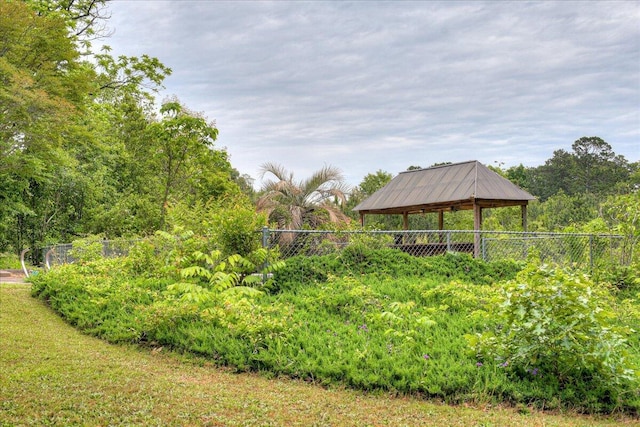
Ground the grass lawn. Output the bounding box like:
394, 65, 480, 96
1, 283, 637, 426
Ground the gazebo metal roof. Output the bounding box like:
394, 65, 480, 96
353, 160, 535, 215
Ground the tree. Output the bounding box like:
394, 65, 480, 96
0, 1, 246, 254
346, 170, 401, 228
256, 163, 350, 230
0, 1, 94, 252
527, 137, 632, 200
359, 170, 393, 197
599, 192, 640, 264
83, 49, 172, 236
529, 191, 598, 231
145, 100, 237, 227
572, 136, 629, 195
95, 47, 172, 101
347, 169, 393, 211
0, 1, 90, 174
529, 148, 576, 200
504, 164, 532, 192
27, 0, 112, 42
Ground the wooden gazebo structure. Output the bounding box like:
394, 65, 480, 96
352, 161, 536, 257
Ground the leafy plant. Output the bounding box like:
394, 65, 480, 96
29, 244, 640, 414
468, 260, 639, 410
68, 235, 105, 264
256, 163, 350, 231
178, 248, 284, 292
422, 280, 498, 313
0, 252, 22, 269
165, 195, 266, 257
123, 238, 166, 277
376, 300, 438, 346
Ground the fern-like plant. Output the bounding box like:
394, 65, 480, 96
178, 248, 285, 292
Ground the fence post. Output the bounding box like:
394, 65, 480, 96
261, 227, 270, 283
446, 231, 451, 252
262, 226, 270, 249
481, 237, 486, 261
589, 234, 594, 272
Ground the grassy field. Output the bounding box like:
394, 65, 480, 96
1, 283, 637, 426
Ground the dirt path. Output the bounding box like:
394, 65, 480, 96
0, 284, 634, 426
0, 269, 25, 283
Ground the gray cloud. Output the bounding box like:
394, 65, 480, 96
103, 0, 640, 187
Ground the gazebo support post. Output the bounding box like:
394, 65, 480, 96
402, 212, 409, 244
360, 213, 365, 227
473, 203, 482, 258
521, 204, 528, 231
438, 211, 444, 243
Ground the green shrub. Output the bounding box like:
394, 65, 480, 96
421, 280, 499, 314
468, 261, 639, 412
270, 254, 338, 291
339, 245, 420, 275
0, 252, 22, 269
346, 231, 395, 251
177, 247, 284, 292
123, 238, 167, 277
272, 249, 522, 292
68, 235, 105, 263
207, 196, 267, 257
595, 262, 640, 293
165, 195, 267, 257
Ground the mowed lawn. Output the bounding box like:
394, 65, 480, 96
0, 283, 636, 427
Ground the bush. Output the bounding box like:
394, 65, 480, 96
166, 195, 267, 257
468, 261, 639, 412
272, 248, 522, 292
596, 262, 640, 293
68, 235, 105, 264
0, 252, 22, 269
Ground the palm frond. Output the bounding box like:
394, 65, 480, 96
316, 201, 350, 224
257, 162, 350, 230
302, 165, 345, 194
259, 162, 292, 183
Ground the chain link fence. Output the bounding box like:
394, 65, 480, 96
40, 229, 629, 272
261, 228, 628, 270
42, 239, 133, 269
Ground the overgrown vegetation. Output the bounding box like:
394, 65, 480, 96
469, 260, 639, 413
30, 237, 640, 415
0, 252, 22, 269
7, 284, 630, 426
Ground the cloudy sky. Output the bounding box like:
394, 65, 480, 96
101, 1, 639, 187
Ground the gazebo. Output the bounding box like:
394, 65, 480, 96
352, 160, 536, 257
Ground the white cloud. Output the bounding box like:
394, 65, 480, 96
102, 0, 640, 186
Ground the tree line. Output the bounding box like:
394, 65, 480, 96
1, 1, 638, 259
347, 137, 638, 232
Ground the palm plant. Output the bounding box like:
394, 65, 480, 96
256, 162, 350, 230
